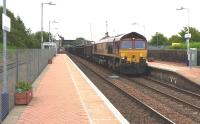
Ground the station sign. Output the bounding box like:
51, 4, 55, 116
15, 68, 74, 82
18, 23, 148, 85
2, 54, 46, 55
2, 13, 11, 32
185, 33, 191, 39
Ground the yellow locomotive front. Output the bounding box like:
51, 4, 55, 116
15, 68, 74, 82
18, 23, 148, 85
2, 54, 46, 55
116, 33, 148, 74
119, 38, 147, 64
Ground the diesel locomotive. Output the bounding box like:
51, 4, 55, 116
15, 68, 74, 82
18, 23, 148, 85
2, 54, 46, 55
71, 32, 148, 75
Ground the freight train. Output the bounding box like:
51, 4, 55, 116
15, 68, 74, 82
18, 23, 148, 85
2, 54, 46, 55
70, 32, 148, 75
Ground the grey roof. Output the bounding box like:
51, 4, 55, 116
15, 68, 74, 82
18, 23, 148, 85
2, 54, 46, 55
96, 32, 146, 43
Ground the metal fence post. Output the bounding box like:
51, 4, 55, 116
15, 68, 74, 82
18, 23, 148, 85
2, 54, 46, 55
38, 49, 40, 76
26, 50, 29, 82
16, 49, 19, 84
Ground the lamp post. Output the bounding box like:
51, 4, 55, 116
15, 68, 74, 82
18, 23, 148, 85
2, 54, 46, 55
156, 32, 159, 48
41, 2, 56, 48
1, 0, 7, 122
89, 23, 93, 41
49, 20, 58, 42
2, 0, 11, 121
176, 6, 191, 66
2, 0, 7, 94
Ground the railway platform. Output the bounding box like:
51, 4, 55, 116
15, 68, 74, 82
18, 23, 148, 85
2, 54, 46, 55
3, 54, 128, 124
148, 61, 200, 85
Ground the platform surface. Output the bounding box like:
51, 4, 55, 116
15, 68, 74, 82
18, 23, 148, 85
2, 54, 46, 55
3, 54, 127, 124
148, 61, 200, 85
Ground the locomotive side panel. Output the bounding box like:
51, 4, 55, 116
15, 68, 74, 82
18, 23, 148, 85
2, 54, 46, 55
94, 41, 120, 57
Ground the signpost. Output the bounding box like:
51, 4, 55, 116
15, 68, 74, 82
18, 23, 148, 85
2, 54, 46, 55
185, 33, 191, 66
2, 13, 11, 32
185, 33, 191, 39
1, 0, 10, 121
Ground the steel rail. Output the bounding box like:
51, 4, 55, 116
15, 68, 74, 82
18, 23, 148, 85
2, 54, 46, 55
129, 77, 200, 111
146, 76, 200, 98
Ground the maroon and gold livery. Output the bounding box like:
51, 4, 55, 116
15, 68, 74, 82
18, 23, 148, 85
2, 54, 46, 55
72, 32, 148, 74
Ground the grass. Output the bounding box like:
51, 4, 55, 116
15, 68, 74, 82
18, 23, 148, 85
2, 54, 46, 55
0, 43, 17, 66
0, 43, 2, 49
168, 42, 200, 50
0, 42, 17, 50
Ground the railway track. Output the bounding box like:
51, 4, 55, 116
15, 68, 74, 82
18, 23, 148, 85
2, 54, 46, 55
97, 60, 200, 117
131, 76, 200, 108
145, 76, 200, 105
69, 53, 177, 124
126, 77, 200, 122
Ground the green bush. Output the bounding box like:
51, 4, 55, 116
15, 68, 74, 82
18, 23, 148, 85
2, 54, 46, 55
168, 42, 200, 50
169, 43, 186, 49
16, 81, 32, 93
190, 42, 200, 49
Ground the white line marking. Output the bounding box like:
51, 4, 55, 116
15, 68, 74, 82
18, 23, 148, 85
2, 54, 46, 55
64, 55, 93, 124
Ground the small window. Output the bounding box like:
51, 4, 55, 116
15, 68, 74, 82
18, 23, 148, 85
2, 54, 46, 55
135, 40, 145, 49
121, 41, 132, 49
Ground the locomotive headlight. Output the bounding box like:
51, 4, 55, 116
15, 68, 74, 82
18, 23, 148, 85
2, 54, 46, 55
121, 56, 127, 60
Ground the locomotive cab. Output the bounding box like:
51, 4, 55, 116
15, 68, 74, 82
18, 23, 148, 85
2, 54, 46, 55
120, 38, 147, 64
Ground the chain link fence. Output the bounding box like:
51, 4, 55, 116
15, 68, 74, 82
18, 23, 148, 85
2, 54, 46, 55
0, 49, 56, 112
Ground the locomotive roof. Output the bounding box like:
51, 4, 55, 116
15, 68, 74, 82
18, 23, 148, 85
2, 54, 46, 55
96, 32, 146, 43
117, 32, 146, 41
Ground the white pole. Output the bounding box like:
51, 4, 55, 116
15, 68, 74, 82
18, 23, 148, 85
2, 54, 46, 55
1, 0, 7, 122
90, 23, 92, 41
187, 8, 190, 67
49, 21, 51, 42
41, 3, 43, 48
106, 20, 108, 37
156, 32, 158, 48
3, 0, 8, 93
176, 7, 190, 67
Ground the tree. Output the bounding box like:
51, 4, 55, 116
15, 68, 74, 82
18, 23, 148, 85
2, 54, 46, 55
0, 7, 30, 48
150, 32, 168, 46
0, 6, 50, 49
168, 35, 183, 44
0, 7, 17, 45
11, 16, 29, 47
75, 37, 86, 45
76, 37, 85, 42
179, 27, 200, 42
31, 31, 49, 48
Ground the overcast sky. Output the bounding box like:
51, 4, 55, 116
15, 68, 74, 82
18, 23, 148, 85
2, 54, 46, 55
1, 0, 200, 41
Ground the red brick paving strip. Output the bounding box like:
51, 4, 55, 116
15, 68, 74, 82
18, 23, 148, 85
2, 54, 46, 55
65, 55, 122, 124
16, 55, 89, 124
